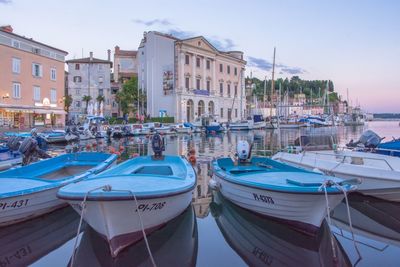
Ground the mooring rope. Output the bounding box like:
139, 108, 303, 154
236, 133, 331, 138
319, 180, 362, 265
70, 185, 108, 267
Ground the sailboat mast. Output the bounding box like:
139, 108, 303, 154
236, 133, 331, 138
269, 47, 276, 119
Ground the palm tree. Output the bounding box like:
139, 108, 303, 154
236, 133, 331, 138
64, 94, 73, 113
96, 95, 105, 115
82, 95, 92, 114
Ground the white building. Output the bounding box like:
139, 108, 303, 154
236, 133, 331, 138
66, 51, 112, 120
138, 31, 246, 122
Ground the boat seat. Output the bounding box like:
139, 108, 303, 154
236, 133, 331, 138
133, 166, 173, 176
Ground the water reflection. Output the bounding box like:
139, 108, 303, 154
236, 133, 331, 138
7, 122, 399, 266
210, 191, 351, 267
73, 206, 198, 267
0, 207, 79, 267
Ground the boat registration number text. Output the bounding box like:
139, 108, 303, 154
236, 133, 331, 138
0, 199, 29, 211
136, 202, 166, 212
253, 193, 274, 204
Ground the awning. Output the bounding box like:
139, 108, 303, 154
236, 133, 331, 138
33, 109, 66, 115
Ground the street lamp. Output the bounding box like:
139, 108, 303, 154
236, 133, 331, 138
2, 93, 9, 99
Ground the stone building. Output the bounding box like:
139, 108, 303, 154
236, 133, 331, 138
138, 31, 246, 122
0, 25, 68, 128
66, 51, 112, 120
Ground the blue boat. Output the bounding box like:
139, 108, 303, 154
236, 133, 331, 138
0, 145, 22, 171
376, 139, 400, 157
0, 152, 117, 226
57, 134, 196, 257
210, 141, 356, 233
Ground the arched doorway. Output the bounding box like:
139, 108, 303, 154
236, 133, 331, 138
208, 101, 215, 115
198, 100, 205, 117
186, 99, 194, 122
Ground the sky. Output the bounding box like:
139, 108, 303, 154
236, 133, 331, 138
1, 0, 399, 113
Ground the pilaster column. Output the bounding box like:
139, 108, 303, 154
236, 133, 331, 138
180, 52, 185, 91
202, 57, 206, 90
212, 60, 216, 94
192, 54, 196, 89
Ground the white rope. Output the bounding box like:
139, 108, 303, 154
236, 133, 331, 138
319, 180, 362, 264
70, 185, 108, 267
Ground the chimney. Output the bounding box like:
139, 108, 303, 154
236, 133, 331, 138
0, 25, 13, 33
89, 52, 93, 61
115, 45, 120, 53
107, 49, 111, 61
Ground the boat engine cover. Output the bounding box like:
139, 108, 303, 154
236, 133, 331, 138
237, 141, 251, 161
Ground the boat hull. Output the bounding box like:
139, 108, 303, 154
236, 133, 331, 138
0, 187, 66, 226
273, 151, 400, 202
213, 174, 344, 232
68, 191, 193, 257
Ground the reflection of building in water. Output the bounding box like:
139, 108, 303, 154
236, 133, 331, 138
192, 161, 212, 218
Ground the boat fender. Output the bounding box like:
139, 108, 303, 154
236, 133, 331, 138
188, 154, 196, 164
312, 168, 325, 175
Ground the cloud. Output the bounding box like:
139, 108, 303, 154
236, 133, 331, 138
164, 28, 196, 39
0, 0, 12, 3
132, 19, 172, 26
207, 37, 236, 51
247, 56, 273, 71
247, 56, 306, 75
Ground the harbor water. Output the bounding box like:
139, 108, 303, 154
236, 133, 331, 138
4, 121, 400, 267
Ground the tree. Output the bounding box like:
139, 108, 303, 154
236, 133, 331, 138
115, 76, 144, 118
64, 94, 73, 113
82, 95, 92, 114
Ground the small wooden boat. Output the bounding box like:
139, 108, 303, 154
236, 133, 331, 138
58, 134, 196, 257
0, 145, 22, 171
0, 152, 117, 226
210, 141, 356, 233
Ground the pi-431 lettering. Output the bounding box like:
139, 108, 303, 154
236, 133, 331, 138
253, 193, 274, 204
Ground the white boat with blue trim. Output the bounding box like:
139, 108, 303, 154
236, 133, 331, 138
57, 134, 196, 257
0, 152, 117, 226
210, 141, 356, 233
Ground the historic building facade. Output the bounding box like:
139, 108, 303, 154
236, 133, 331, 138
0, 25, 68, 128
138, 31, 246, 122
66, 52, 112, 121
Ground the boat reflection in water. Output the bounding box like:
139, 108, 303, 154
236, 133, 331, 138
0, 207, 79, 267
73, 206, 198, 267
210, 192, 351, 267
331, 194, 400, 265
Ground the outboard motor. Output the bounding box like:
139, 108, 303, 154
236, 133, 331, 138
19, 135, 50, 165
7, 136, 21, 151
236, 140, 251, 164
152, 133, 165, 159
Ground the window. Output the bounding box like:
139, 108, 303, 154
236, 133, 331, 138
206, 60, 210, 70
106, 99, 110, 105
76, 89, 81, 95
32, 63, 42, 77
220, 108, 224, 118
98, 76, 104, 83
33, 86, 41, 101
227, 65, 231, 74
185, 55, 190, 65
73, 76, 82, 83
196, 78, 201, 90
75, 101, 81, 108
227, 84, 231, 97
185, 77, 190, 89
99, 89, 104, 95
98, 64, 103, 70
234, 85, 238, 96
219, 83, 223, 96
32, 47, 40, 54
219, 63, 223, 73
206, 80, 210, 92
75, 64, 80, 70
196, 57, 200, 68
235, 109, 238, 118
234, 67, 238, 76
50, 68, 56, 81
50, 88, 57, 103
12, 83, 21, 98
12, 40, 20, 48
12, 58, 21, 74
